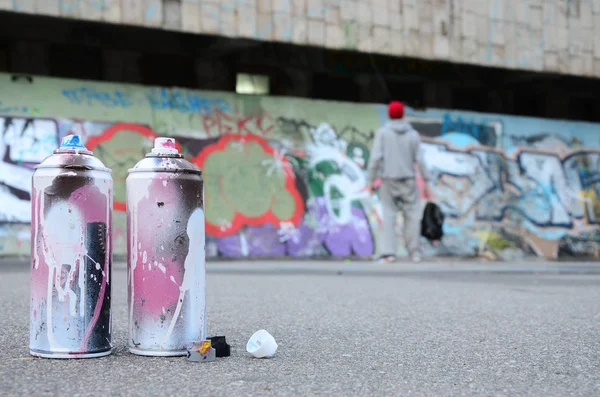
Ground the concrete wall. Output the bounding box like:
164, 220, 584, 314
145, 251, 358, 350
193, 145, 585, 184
1, 73, 600, 259
2, 0, 600, 78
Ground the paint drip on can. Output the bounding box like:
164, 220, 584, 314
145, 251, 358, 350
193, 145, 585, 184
29, 134, 113, 359
127, 137, 206, 356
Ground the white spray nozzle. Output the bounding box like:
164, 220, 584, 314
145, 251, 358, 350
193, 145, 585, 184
151, 137, 179, 155
246, 329, 278, 358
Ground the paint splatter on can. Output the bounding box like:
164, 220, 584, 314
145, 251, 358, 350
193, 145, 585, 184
127, 137, 206, 356
30, 135, 113, 359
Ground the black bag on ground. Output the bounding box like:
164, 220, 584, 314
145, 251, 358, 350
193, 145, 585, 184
421, 202, 444, 241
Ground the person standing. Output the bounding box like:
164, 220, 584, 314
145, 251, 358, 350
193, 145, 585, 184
366, 100, 433, 263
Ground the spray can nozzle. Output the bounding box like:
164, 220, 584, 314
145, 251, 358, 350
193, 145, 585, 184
57, 134, 92, 154
151, 137, 180, 156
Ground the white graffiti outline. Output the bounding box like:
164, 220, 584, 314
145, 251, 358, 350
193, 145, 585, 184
421, 138, 600, 229
308, 123, 369, 224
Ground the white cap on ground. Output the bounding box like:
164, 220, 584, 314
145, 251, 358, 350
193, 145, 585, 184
151, 137, 179, 155
246, 329, 278, 358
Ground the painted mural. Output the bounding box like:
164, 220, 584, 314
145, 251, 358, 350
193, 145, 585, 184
1, 73, 599, 259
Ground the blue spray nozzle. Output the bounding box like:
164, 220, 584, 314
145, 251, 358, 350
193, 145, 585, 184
60, 134, 89, 151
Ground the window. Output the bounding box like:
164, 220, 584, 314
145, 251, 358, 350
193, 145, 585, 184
0, 41, 7, 72
236, 73, 270, 95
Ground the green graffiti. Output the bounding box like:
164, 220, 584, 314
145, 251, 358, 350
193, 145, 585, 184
346, 142, 369, 169
90, 130, 153, 205
201, 137, 301, 234
308, 160, 340, 197
485, 232, 515, 252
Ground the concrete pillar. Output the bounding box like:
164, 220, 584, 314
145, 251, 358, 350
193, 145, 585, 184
103, 49, 141, 83
545, 94, 570, 120
355, 74, 383, 103
10, 41, 49, 75
195, 59, 234, 91
279, 68, 312, 97
424, 81, 452, 109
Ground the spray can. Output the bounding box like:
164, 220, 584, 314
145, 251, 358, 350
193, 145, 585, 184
30, 135, 113, 359
127, 137, 206, 356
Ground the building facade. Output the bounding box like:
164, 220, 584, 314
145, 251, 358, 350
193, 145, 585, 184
3, 0, 600, 78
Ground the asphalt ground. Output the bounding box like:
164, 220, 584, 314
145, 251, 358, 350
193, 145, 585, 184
1, 259, 599, 396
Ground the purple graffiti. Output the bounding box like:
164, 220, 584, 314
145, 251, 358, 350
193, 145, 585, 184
215, 197, 374, 257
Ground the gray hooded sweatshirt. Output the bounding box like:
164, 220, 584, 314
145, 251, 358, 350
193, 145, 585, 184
366, 119, 431, 184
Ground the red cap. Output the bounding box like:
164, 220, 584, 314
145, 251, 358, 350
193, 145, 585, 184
388, 101, 404, 119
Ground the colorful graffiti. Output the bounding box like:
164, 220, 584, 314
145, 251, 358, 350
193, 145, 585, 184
423, 143, 599, 227
202, 109, 274, 137
1, 73, 600, 259
421, 139, 600, 258
0, 117, 59, 223
195, 134, 303, 237
86, 123, 157, 211
62, 87, 230, 114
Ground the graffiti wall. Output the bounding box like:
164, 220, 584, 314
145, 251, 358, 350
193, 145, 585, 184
1, 73, 599, 259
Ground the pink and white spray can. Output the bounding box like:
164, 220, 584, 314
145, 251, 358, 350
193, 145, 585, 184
127, 137, 206, 356
29, 135, 113, 359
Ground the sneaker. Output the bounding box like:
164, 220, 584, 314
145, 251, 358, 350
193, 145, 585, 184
410, 254, 422, 263
376, 254, 396, 263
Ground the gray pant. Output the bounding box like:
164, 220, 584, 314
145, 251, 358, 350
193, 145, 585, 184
379, 178, 421, 257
